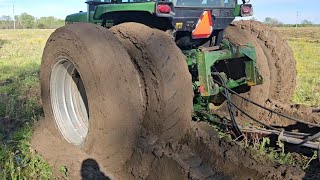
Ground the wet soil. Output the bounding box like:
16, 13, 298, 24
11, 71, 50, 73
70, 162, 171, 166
32, 119, 307, 179
30, 21, 319, 179
225, 20, 301, 127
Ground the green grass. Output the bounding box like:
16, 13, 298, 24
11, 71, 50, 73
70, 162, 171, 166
0, 29, 54, 178
276, 27, 320, 106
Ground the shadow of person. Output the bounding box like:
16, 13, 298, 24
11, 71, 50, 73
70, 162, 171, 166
81, 159, 110, 180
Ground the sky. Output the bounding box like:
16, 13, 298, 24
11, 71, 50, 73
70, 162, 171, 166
0, 0, 319, 24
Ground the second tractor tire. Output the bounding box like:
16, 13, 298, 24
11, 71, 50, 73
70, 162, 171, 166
225, 20, 297, 125
111, 23, 193, 142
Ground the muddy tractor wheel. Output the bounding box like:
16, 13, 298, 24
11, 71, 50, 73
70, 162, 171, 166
225, 20, 297, 124
111, 23, 193, 142
233, 20, 297, 103
38, 23, 145, 174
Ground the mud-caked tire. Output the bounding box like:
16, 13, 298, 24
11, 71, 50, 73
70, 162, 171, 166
231, 20, 297, 102
225, 20, 297, 125
111, 23, 193, 142
35, 23, 145, 177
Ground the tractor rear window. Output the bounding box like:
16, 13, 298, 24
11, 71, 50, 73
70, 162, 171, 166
173, 0, 236, 7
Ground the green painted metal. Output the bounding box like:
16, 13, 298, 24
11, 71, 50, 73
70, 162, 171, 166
184, 50, 198, 67
65, 2, 156, 23
194, 40, 263, 97
233, 4, 241, 16
93, 2, 156, 20
238, 43, 263, 86
66, 11, 103, 24
218, 78, 247, 92
66, 12, 87, 23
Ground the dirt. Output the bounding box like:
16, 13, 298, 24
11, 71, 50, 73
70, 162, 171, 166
32, 118, 306, 179
110, 22, 193, 143
225, 21, 273, 126
260, 99, 320, 128
40, 23, 146, 175
223, 20, 318, 129
234, 20, 297, 103
30, 21, 318, 179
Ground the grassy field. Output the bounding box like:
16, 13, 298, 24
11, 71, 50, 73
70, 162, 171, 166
276, 27, 320, 106
0, 29, 53, 179
0, 27, 319, 178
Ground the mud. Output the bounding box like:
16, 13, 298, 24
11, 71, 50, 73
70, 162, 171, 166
110, 23, 193, 143
32, 119, 306, 179
224, 21, 317, 129
233, 20, 297, 103
263, 99, 320, 127
31, 21, 317, 180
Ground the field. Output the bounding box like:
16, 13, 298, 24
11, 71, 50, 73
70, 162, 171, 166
276, 27, 320, 106
279, 26, 320, 176
0, 30, 53, 178
0, 27, 319, 178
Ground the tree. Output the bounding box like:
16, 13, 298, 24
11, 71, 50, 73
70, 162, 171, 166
37, 16, 55, 29
19, 13, 35, 29
0, 16, 12, 29
301, 19, 313, 27
0, 15, 11, 21
250, 17, 258, 21
264, 17, 283, 27
36, 16, 64, 29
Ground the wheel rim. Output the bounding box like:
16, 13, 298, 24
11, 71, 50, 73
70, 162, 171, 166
50, 59, 89, 146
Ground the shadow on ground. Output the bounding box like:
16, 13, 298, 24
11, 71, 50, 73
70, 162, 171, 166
304, 161, 320, 180
0, 117, 27, 140
81, 159, 110, 180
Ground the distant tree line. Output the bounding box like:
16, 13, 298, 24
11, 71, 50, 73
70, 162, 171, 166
1, 13, 318, 29
253, 17, 320, 27
0, 13, 64, 29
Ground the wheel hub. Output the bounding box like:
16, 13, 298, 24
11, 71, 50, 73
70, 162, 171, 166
50, 59, 89, 146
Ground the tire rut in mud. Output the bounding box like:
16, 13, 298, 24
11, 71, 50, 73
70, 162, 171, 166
124, 122, 305, 180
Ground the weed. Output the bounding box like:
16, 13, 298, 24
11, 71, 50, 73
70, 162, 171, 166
303, 150, 318, 170
240, 137, 295, 166
0, 125, 52, 179
59, 166, 69, 179
211, 124, 232, 140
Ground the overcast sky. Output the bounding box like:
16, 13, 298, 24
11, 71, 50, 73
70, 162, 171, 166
0, 0, 319, 24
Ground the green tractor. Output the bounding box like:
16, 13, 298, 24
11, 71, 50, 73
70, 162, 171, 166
36, 0, 296, 178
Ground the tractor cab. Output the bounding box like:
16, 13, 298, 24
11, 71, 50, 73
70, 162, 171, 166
86, 0, 112, 12
66, 0, 253, 47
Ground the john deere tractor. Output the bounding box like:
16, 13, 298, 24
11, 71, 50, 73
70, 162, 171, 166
38, 0, 296, 178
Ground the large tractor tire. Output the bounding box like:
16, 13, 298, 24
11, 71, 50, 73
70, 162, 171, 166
111, 23, 193, 142
233, 20, 296, 102
34, 23, 145, 177
225, 20, 297, 125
